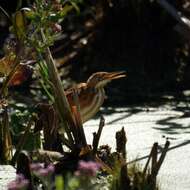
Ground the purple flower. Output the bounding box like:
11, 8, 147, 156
46, 164, 55, 174
30, 163, 44, 171
75, 161, 101, 177
37, 168, 49, 177
30, 163, 55, 177
7, 174, 29, 190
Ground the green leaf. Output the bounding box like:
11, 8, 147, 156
55, 176, 64, 190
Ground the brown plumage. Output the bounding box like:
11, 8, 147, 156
65, 71, 126, 123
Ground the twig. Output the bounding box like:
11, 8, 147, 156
92, 115, 105, 154
151, 143, 158, 175
153, 140, 170, 177
150, 143, 158, 188
143, 143, 153, 175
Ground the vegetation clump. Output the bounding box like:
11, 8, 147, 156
0, 1, 170, 189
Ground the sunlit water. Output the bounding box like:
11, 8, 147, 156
84, 104, 190, 190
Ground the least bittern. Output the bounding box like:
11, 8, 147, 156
66, 71, 126, 123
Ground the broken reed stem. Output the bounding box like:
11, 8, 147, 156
143, 143, 156, 175
92, 115, 105, 154
142, 141, 170, 188
150, 143, 158, 188
40, 30, 76, 146
149, 141, 170, 189
152, 140, 170, 177
11, 116, 34, 166
116, 127, 127, 159
53, 100, 74, 147
151, 143, 158, 176
120, 164, 131, 190
72, 87, 87, 146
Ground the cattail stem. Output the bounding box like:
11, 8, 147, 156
40, 30, 77, 146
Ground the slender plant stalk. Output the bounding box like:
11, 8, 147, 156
150, 143, 158, 188
153, 140, 170, 176
143, 143, 156, 175
40, 30, 77, 146
92, 116, 105, 154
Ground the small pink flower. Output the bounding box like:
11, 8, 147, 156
7, 174, 29, 190
47, 164, 55, 174
75, 160, 101, 177
30, 163, 44, 171
37, 168, 49, 176
30, 163, 55, 177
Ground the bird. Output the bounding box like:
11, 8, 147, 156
65, 71, 126, 123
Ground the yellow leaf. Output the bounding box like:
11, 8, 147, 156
0, 55, 15, 76
14, 10, 27, 39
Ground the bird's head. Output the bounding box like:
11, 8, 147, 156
87, 71, 126, 89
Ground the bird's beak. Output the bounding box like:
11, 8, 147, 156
104, 71, 126, 80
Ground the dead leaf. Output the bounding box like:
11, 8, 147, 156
0, 55, 33, 86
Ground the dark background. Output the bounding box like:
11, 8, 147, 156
1, 0, 190, 105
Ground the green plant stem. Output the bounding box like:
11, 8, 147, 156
40, 30, 76, 147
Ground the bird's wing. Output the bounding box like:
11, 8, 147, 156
65, 83, 105, 123
65, 83, 97, 108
